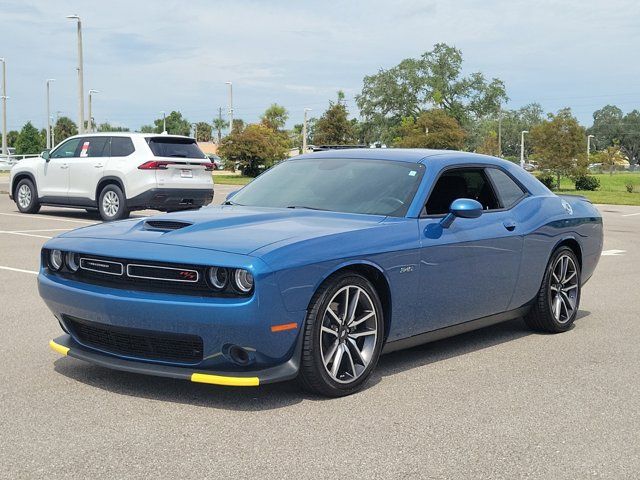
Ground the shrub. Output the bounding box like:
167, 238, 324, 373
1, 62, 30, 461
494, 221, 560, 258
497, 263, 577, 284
574, 175, 600, 191
626, 183, 634, 193
536, 173, 556, 190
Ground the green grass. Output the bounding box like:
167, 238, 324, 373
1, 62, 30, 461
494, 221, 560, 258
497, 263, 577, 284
556, 172, 640, 206
212, 175, 253, 186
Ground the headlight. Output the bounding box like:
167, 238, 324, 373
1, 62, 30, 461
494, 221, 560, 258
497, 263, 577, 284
66, 252, 80, 272
207, 266, 228, 290
233, 268, 254, 293
49, 249, 63, 271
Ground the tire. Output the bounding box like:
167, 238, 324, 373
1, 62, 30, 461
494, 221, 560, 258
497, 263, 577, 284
524, 246, 581, 333
14, 178, 41, 214
98, 184, 129, 221
299, 272, 384, 397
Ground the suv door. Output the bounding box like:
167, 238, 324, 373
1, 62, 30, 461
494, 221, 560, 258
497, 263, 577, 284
414, 167, 524, 335
37, 137, 82, 200
68, 136, 109, 202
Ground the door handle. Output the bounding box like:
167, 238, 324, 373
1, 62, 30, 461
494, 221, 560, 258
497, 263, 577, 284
94, 164, 103, 168
503, 220, 516, 231
60, 164, 68, 169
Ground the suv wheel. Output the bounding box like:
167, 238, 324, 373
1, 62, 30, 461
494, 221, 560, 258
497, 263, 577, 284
98, 184, 129, 221
15, 179, 41, 214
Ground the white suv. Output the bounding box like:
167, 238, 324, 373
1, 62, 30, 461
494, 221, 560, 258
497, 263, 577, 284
9, 133, 215, 221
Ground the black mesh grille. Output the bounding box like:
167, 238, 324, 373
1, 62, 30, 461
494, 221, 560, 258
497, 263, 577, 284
144, 220, 192, 231
65, 316, 203, 364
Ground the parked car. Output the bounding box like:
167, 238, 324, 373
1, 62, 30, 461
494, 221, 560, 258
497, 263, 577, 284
206, 154, 224, 170
9, 133, 215, 221
43, 149, 603, 396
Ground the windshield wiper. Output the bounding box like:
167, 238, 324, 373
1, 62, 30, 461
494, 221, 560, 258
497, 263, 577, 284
286, 205, 329, 211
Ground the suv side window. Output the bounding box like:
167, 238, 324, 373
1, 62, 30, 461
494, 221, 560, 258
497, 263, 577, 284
424, 168, 500, 215
50, 138, 82, 159
485, 168, 526, 209
77, 137, 110, 158
110, 137, 135, 157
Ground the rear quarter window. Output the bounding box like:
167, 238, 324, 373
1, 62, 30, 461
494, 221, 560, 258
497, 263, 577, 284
110, 137, 135, 157
486, 168, 526, 208
146, 137, 206, 159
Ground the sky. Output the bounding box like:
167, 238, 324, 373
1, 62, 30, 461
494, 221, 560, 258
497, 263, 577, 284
2, 0, 640, 132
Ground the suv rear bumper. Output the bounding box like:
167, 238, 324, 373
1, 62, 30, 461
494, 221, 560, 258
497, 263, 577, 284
127, 188, 214, 211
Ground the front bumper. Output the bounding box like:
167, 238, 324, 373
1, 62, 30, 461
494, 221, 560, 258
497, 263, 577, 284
50, 334, 301, 386
127, 187, 214, 211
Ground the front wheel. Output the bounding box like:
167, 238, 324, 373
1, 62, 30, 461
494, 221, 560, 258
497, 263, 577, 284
98, 184, 130, 221
15, 179, 41, 214
525, 246, 581, 333
299, 272, 384, 397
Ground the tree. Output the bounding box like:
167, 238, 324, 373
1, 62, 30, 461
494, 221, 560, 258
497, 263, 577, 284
53, 117, 78, 143
140, 125, 155, 133
218, 123, 289, 177
394, 109, 465, 149
15, 122, 44, 155
593, 144, 628, 174
356, 43, 508, 142
194, 122, 212, 142
153, 111, 190, 135
212, 116, 228, 144
313, 92, 356, 145
530, 108, 585, 188
97, 122, 130, 132
261, 104, 288, 131
589, 105, 640, 166
475, 131, 500, 156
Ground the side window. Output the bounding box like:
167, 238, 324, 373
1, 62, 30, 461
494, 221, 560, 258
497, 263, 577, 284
50, 138, 82, 159
110, 137, 135, 157
77, 137, 110, 158
424, 168, 500, 215
485, 168, 526, 209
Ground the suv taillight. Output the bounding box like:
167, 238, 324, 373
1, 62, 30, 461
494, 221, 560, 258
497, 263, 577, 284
138, 161, 170, 170
203, 162, 215, 171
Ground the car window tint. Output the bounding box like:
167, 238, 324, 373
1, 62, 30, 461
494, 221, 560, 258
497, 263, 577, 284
425, 168, 500, 215
78, 137, 110, 158
50, 138, 82, 159
486, 168, 525, 208
111, 137, 135, 157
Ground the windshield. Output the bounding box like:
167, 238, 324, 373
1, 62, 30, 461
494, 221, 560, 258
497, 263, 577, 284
230, 158, 425, 217
146, 137, 206, 159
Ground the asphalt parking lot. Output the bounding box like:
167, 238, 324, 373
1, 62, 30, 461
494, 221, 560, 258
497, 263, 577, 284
1, 175, 638, 479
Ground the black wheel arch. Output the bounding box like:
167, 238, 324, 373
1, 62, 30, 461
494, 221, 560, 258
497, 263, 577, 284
11, 172, 38, 200
96, 176, 126, 202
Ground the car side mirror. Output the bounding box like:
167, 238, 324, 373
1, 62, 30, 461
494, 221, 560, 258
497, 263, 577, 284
41, 150, 51, 161
440, 198, 483, 228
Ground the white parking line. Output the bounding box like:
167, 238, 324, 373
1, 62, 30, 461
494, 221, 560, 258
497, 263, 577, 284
0, 265, 38, 275
0, 212, 94, 224
601, 249, 626, 256
12, 228, 71, 233
621, 212, 640, 217
0, 231, 52, 239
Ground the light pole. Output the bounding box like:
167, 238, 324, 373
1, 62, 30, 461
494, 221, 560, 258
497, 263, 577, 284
46, 79, 56, 149
67, 15, 84, 134
50, 115, 55, 147
0, 58, 6, 156
587, 134, 595, 165
160, 111, 166, 133
192, 123, 198, 141
225, 81, 233, 134
302, 108, 311, 152
88, 89, 99, 132
520, 130, 529, 168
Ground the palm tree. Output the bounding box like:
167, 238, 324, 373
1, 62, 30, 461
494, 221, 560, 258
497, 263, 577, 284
212, 117, 229, 144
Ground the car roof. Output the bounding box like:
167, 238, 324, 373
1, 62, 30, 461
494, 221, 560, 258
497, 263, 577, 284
295, 148, 511, 166
63, 132, 194, 139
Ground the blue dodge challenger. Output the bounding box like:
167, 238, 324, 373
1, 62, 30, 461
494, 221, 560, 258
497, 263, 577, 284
42, 149, 603, 396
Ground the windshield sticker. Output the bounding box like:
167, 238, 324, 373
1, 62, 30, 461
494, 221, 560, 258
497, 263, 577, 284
80, 141, 90, 157
409, 170, 417, 176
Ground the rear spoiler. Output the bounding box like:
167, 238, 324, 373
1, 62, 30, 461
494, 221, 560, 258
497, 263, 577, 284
558, 194, 592, 204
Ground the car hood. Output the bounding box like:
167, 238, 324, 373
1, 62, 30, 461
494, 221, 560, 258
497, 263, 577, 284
59, 205, 387, 256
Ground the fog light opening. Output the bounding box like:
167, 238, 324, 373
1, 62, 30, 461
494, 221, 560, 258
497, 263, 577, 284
228, 345, 250, 366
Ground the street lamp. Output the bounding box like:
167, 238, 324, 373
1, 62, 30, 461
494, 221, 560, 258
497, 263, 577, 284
46, 79, 56, 149
0, 58, 7, 156
225, 81, 233, 134
302, 108, 311, 153
67, 15, 84, 134
160, 111, 166, 133
192, 123, 198, 141
88, 89, 99, 132
587, 134, 595, 165
520, 130, 529, 168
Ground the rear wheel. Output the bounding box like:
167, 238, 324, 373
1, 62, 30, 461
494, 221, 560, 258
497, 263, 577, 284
299, 272, 384, 397
525, 246, 581, 333
98, 184, 129, 221
15, 179, 41, 214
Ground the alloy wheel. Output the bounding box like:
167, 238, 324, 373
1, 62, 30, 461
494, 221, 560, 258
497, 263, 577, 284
102, 191, 120, 218
549, 254, 579, 323
18, 184, 32, 209
320, 285, 378, 384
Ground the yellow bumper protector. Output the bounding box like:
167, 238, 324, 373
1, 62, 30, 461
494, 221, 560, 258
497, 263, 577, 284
190, 373, 259, 387
49, 339, 70, 356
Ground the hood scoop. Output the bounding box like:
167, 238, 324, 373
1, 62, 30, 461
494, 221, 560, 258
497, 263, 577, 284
144, 220, 193, 231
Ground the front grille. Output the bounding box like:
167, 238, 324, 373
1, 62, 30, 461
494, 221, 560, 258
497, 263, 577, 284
65, 316, 203, 364
144, 220, 192, 231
